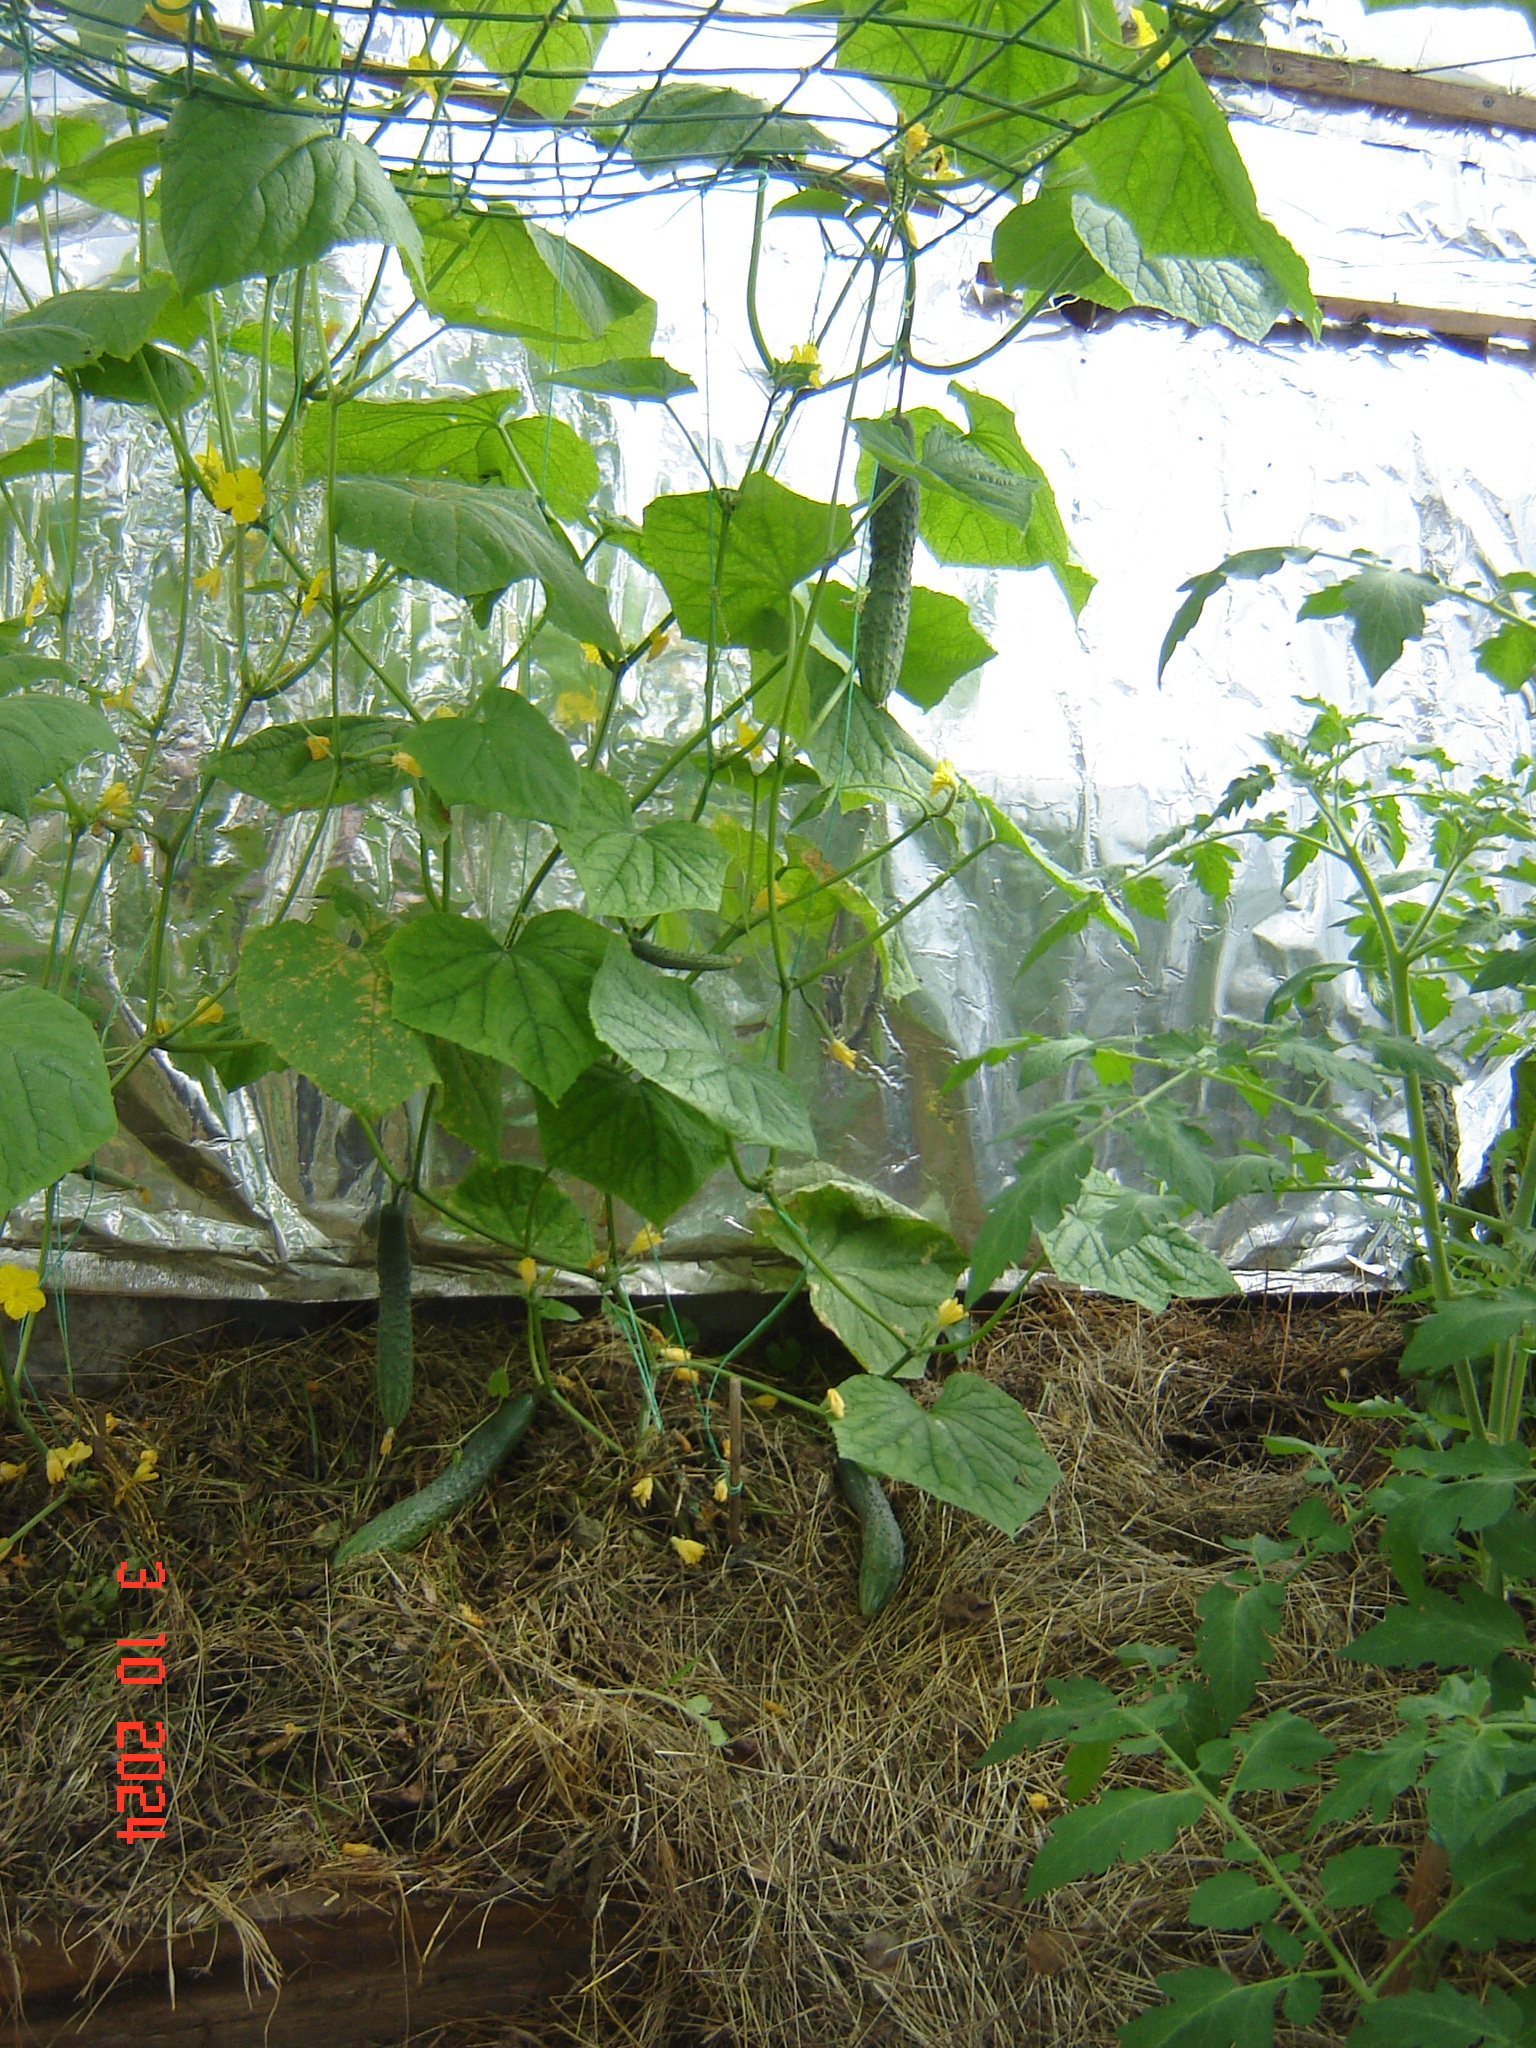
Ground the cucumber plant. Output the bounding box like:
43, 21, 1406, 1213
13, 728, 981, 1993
0, 0, 1415, 1586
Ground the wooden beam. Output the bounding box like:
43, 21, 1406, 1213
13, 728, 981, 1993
1193, 40, 1536, 137
1316, 294, 1536, 348
3, 1888, 602, 2047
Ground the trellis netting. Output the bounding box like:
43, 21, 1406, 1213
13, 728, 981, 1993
0, 0, 1533, 1304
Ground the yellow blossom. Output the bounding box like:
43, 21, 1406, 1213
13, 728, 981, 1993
104, 1413, 121, 1433
305, 733, 331, 762
340, 1842, 376, 1859
22, 576, 48, 625
826, 1037, 857, 1071
628, 1225, 664, 1256
517, 1256, 539, 1288
407, 47, 445, 100
0, 1263, 46, 1321
929, 759, 959, 800
98, 780, 131, 818
787, 341, 822, 388
671, 1365, 700, 1386
578, 642, 605, 666
379, 1426, 395, 1460
720, 1435, 732, 1460
1026, 1791, 1051, 1813
0, 1461, 26, 1483
936, 1297, 967, 1329
733, 720, 764, 753
45, 1438, 92, 1485
145, 0, 191, 30
556, 687, 601, 730
631, 1474, 655, 1507
431, 703, 457, 718
103, 679, 138, 710
670, 1537, 706, 1566
457, 1600, 485, 1626
902, 122, 931, 160
751, 882, 790, 915
131, 1447, 159, 1486
658, 1344, 691, 1366
190, 998, 224, 1027
195, 441, 226, 489
392, 751, 423, 777
1128, 9, 1170, 65
825, 1386, 846, 1420
713, 1477, 729, 1504
644, 626, 671, 661
193, 565, 223, 602
212, 466, 265, 525
762, 1698, 785, 1717
127, 842, 145, 866
749, 1393, 778, 1412
301, 571, 327, 617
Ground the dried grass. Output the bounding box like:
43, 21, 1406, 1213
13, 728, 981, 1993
0, 1291, 1524, 2045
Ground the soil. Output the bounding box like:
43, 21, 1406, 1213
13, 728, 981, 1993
1, 1289, 1529, 2045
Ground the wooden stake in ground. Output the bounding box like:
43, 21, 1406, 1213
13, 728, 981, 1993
728, 1376, 742, 1544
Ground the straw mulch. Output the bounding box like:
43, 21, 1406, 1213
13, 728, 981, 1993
0, 1291, 1524, 2045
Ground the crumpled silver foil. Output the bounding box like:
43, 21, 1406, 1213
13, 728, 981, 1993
1, 2, 1533, 1303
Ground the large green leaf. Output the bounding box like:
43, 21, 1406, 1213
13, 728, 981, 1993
54, 129, 160, 218
301, 395, 599, 523
762, 1176, 962, 1375
416, 196, 655, 367
592, 84, 833, 170
588, 945, 815, 1153
426, 1038, 503, 1158
332, 477, 619, 652
1186, 1873, 1282, 1931
991, 185, 1132, 309
386, 909, 604, 1103
75, 343, 203, 413
1230, 1709, 1332, 1793
1341, 1589, 1528, 1671
855, 416, 1038, 535
640, 471, 853, 650
159, 94, 422, 296
0, 284, 170, 394
542, 357, 695, 402
1195, 1580, 1285, 1733
1118, 1969, 1283, 2048
1023, 1786, 1206, 1897
432, 0, 613, 117
804, 664, 941, 812
1351, 1983, 1536, 2048
1311, 1727, 1426, 1830
828, 1370, 1060, 1536
966, 1136, 1093, 1302
819, 582, 995, 712
563, 770, 728, 919
1401, 1293, 1536, 1377
1044, 64, 1318, 342
1317, 1844, 1402, 1910
237, 922, 438, 1119
211, 715, 412, 813
0, 695, 116, 816
0, 986, 115, 1214
1042, 1170, 1239, 1312
1297, 569, 1445, 686
860, 387, 1091, 614
405, 687, 581, 828
0, 437, 80, 483
441, 1161, 593, 1269
535, 1061, 727, 1221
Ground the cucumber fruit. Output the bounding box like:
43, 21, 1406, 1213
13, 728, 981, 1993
375, 1195, 414, 1430
837, 1457, 905, 1616
857, 416, 919, 708
334, 1393, 539, 1566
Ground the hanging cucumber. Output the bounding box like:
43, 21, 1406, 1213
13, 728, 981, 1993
857, 415, 918, 708
375, 1195, 414, 1431
335, 1393, 539, 1566
837, 1457, 905, 1616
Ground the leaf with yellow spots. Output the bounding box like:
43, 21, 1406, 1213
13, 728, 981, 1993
238, 920, 438, 1119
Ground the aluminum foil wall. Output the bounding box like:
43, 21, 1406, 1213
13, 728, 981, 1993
2, 1, 1535, 1301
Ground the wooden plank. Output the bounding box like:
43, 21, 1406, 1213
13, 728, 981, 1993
1194, 40, 1536, 136
3, 1890, 600, 2048
1316, 295, 1536, 347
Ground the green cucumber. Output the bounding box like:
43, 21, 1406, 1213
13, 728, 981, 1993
837, 1457, 905, 1616
335, 1394, 539, 1566
375, 1195, 414, 1430
857, 416, 918, 708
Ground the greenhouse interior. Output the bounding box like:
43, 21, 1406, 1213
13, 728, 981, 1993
2, 0, 1536, 2037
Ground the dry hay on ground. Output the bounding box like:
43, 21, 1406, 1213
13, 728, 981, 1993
2, 1290, 1526, 2045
